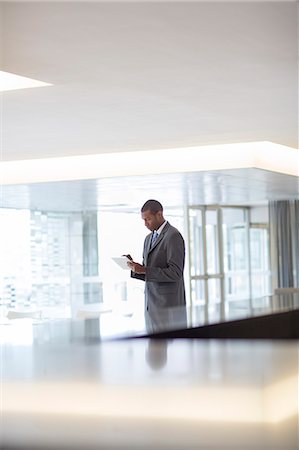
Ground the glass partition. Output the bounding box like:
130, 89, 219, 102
188, 206, 224, 323
222, 208, 250, 299
1, 202, 271, 327
250, 225, 271, 297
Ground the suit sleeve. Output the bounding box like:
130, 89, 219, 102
145, 231, 185, 282
131, 271, 145, 281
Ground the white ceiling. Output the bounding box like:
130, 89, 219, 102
0, 1, 298, 209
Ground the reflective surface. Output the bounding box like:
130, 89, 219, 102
2, 322, 298, 449
1, 293, 299, 449
1, 293, 299, 340
2, 169, 299, 212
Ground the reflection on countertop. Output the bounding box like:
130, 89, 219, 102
1, 294, 299, 449
2, 328, 299, 450
1, 293, 299, 343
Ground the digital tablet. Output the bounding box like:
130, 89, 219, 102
112, 256, 131, 270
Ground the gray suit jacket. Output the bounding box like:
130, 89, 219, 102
132, 222, 186, 311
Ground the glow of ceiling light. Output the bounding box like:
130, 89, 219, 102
0, 70, 52, 92
0, 141, 298, 185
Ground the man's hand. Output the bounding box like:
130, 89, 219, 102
122, 254, 133, 261
127, 261, 146, 274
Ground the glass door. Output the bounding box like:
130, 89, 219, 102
188, 206, 225, 323
222, 208, 251, 318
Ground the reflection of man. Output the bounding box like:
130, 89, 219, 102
145, 340, 168, 370
128, 199, 186, 319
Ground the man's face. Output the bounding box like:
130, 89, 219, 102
141, 209, 162, 231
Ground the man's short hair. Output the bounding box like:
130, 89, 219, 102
141, 199, 163, 214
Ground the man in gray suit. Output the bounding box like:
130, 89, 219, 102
128, 200, 186, 330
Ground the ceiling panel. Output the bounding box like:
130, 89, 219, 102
1, 169, 298, 212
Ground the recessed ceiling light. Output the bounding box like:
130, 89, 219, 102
0, 71, 52, 92
0, 141, 298, 185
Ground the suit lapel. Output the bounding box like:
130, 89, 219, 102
148, 222, 170, 253
144, 234, 152, 264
